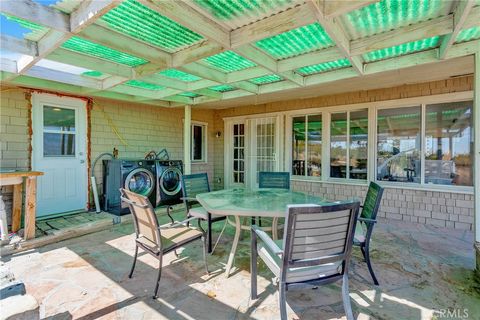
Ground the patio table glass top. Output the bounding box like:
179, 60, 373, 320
196, 188, 330, 218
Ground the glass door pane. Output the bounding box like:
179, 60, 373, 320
330, 112, 347, 178
349, 110, 368, 180
43, 106, 76, 157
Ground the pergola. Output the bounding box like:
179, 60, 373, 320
0, 0, 479, 108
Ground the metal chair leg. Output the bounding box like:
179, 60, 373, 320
250, 230, 258, 299
279, 282, 287, 320
207, 213, 213, 253
202, 235, 210, 275
153, 257, 163, 299
342, 273, 354, 320
364, 244, 379, 285
128, 245, 138, 278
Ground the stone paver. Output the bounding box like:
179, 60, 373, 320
1, 214, 479, 320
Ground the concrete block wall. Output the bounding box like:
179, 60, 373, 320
290, 180, 474, 231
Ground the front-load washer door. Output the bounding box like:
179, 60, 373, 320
160, 167, 182, 196
125, 168, 155, 196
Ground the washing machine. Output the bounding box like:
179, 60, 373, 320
103, 159, 156, 215
155, 160, 183, 206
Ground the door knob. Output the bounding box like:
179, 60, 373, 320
80, 160, 85, 164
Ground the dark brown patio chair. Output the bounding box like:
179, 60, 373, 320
181, 173, 226, 253
251, 201, 360, 320
120, 188, 208, 299
354, 181, 384, 285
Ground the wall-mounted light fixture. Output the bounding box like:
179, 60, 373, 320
215, 131, 222, 138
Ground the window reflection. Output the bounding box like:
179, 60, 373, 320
377, 106, 421, 183
330, 112, 347, 178
307, 115, 322, 177
425, 101, 473, 186
292, 117, 306, 176
350, 110, 368, 180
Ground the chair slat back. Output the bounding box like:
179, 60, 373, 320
258, 172, 290, 189
361, 182, 384, 220
182, 173, 210, 201
120, 188, 161, 247
283, 202, 359, 270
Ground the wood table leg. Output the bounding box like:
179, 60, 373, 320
24, 177, 37, 240
12, 183, 23, 232
225, 215, 241, 278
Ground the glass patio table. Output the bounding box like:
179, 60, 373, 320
196, 188, 329, 277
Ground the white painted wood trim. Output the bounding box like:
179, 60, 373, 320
183, 105, 192, 175
474, 51, 480, 243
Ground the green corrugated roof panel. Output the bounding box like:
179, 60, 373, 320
363, 36, 440, 62
179, 92, 201, 98
193, 0, 293, 20
203, 51, 256, 72
82, 71, 104, 77
345, 0, 444, 39
2, 14, 49, 41
100, 0, 203, 52
296, 59, 351, 76
255, 23, 334, 60
126, 80, 165, 90
159, 69, 202, 82
62, 37, 148, 67
456, 26, 480, 43
209, 84, 236, 92
248, 74, 282, 85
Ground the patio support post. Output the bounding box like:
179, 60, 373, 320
184, 105, 192, 175
474, 50, 480, 275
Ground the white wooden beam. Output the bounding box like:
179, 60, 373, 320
304, 67, 358, 86
278, 47, 340, 72
226, 66, 271, 83
474, 50, 480, 243
230, 3, 317, 48
444, 40, 480, 59
70, 0, 120, 33
142, 74, 189, 91
187, 79, 220, 91
172, 41, 224, 67
308, 0, 363, 74
0, 0, 70, 32
184, 104, 192, 174
25, 65, 103, 89
322, 0, 379, 17
230, 81, 259, 94
138, 0, 231, 48
180, 63, 227, 83
364, 50, 439, 75
439, 0, 475, 59
192, 88, 222, 99
0, 34, 37, 56
0, 59, 18, 74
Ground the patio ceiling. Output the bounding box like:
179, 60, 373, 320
0, 0, 479, 108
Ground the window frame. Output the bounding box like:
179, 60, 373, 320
191, 121, 207, 163
284, 91, 473, 193
291, 113, 323, 179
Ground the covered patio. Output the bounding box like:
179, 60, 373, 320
1, 0, 480, 319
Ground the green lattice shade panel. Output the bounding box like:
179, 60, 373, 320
456, 27, 480, 43
255, 23, 334, 60
2, 14, 49, 41
249, 74, 282, 85
159, 69, 202, 82
209, 84, 235, 92
62, 37, 148, 67
203, 51, 256, 72
296, 59, 351, 76
179, 92, 201, 98
193, 0, 293, 20
363, 36, 440, 62
100, 0, 203, 52
126, 80, 165, 90
82, 71, 104, 77
345, 0, 445, 39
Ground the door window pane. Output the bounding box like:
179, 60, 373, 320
43, 133, 75, 156
292, 116, 306, 175
307, 115, 322, 177
425, 101, 473, 186
350, 110, 368, 180
330, 112, 347, 178
233, 123, 245, 183
377, 106, 421, 183
43, 106, 75, 132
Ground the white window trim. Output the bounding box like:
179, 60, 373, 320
284, 91, 474, 193
191, 120, 207, 164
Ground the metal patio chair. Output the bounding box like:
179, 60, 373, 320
251, 201, 360, 320
258, 171, 290, 239
354, 181, 384, 285
181, 173, 226, 253
120, 188, 209, 299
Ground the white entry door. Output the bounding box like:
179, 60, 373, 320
32, 93, 87, 217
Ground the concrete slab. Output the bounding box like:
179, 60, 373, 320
1, 214, 479, 320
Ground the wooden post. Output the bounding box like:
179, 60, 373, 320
11, 182, 23, 232
184, 105, 192, 175
474, 51, 480, 274
24, 176, 37, 240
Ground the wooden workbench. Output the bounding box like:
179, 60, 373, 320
0, 171, 43, 240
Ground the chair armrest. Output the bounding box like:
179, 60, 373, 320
181, 197, 198, 202
159, 217, 198, 229
358, 217, 377, 224
252, 225, 283, 257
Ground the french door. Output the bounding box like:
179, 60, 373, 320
224, 115, 283, 189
